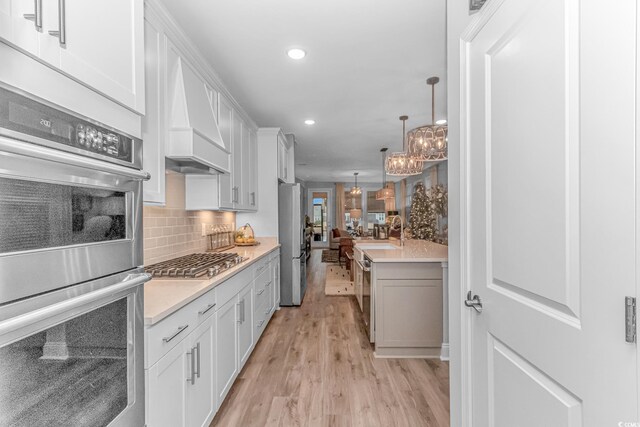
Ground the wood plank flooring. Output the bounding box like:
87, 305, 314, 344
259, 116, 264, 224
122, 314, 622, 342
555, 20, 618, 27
211, 249, 450, 427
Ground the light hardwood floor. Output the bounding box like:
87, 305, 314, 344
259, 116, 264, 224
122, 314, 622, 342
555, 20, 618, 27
211, 249, 450, 427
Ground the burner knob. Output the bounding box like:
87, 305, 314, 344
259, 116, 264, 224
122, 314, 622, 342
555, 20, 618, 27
208, 265, 222, 277
225, 260, 233, 268
235, 256, 243, 264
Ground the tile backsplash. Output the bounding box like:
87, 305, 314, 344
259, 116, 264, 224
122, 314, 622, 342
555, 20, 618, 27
143, 171, 235, 265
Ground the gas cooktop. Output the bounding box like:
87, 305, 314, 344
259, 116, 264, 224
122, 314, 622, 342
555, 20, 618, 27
145, 253, 246, 279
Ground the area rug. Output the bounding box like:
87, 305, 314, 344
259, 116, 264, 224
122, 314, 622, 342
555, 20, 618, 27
325, 264, 354, 296
321, 249, 340, 263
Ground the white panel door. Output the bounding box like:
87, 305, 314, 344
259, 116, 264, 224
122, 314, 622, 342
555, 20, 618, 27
463, 0, 637, 425
215, 297, 238, 404
59, 0, 144, 112
218, 95, 234, 209
0, 0, 40, 56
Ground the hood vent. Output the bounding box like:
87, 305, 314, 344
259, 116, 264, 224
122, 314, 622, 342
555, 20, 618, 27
166, 58, 231, 175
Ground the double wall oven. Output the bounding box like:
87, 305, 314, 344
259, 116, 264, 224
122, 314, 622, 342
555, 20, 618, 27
0, 84, 151, 426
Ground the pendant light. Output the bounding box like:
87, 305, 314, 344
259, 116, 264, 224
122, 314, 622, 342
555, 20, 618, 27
376, 148, 395, 200
385, 116, 423, 176
348, 172, 362, 219
350, 172, 362, 195
407, 77, 448, 161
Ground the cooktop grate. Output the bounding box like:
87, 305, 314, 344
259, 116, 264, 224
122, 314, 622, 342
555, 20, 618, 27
145, 253, 242, 278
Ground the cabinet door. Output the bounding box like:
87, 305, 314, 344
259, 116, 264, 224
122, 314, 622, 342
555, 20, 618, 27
273, 256, 280, 308
0, 0, 41, 56
186, 317, 216, 427
147, 341, 188, 427
142, 18, 165, 205
249, 127, 258, 210
231, 113, 243, 209
57, 0, 145, 112
277, 139, 286, 181
218, 95, 234, 209
240, 125, 253, 210
238, 284, 253, 367
215, 297, 238, 403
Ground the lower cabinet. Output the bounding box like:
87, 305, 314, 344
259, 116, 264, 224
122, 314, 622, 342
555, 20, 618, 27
146, 248, 281, 426
147, 316, 216, 427
238, 284, 254, 367
215, 297, 238, 405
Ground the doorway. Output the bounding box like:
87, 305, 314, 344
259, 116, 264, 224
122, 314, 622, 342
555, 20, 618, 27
308, 188, 333, 248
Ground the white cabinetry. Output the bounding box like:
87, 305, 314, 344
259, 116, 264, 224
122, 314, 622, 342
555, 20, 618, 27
215, 296, 238, 404
373, 262, 443, 358
277, 133, 295, 183
0, 0, 144, 113
183, 95, 258, 212
146, 288, 218, 427
146, 248, 281, 426
237, 284, 253, 366
236, 129, 294, 236
142, 17, 166, 204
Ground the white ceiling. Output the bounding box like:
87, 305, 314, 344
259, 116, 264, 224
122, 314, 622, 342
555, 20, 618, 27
159, 0, 447, 183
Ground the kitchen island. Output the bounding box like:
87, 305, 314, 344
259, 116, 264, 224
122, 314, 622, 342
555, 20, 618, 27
355, 239, 449, 359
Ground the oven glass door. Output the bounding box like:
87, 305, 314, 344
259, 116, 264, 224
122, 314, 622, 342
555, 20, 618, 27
0, 272, 146, 427
0, 137, 144, 305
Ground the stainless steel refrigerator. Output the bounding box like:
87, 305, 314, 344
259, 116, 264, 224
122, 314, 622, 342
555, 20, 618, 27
278, 183, 307, 306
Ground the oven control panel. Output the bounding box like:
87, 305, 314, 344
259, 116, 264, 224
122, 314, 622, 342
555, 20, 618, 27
75, 124, 122, 157
0, 85, 139, 167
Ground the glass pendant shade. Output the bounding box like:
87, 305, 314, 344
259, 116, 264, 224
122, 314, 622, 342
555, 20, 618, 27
407, 76, 448, 161
385, 153, 423, 176
385, 115, 423, 176
377, 147, 396, 200
350, 172, 362, 195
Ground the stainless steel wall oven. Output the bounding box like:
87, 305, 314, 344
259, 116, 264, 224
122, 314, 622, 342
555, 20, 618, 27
0, 84, 151, 427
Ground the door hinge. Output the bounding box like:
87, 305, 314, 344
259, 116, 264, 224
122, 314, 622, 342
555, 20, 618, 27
625, 296, 636, 343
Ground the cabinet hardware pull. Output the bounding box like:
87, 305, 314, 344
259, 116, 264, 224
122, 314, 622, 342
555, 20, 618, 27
265, 308, 270, 315
265, 280, 272, 287
195, 342, 201, 378
257, 320, 264, 328
257, 289, 265, 295
241, 299, 245, 323
187, 347, 196, 385
163, 324, 188, 343
23, 0, 42, 30
236, 303, 242, 323
198, 303, 216, 315
48, 0, 66, 47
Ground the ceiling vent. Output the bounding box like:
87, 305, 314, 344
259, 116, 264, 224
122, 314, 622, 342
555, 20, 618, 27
166, 58, 230, 174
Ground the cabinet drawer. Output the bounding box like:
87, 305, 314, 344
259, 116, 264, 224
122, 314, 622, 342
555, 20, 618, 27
375, 262, 443, 280
253, 257, 269, 279
146, 302, 197, 368
253, 269, 271, 310
216, 266, 253, 309
194, 288, 217, 324
254, 301, 270, 339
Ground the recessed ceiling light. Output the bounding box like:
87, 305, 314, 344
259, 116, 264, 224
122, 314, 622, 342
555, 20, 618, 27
304, 119, 315, 125
287, 48, 306, 60
436, 119, 447, 125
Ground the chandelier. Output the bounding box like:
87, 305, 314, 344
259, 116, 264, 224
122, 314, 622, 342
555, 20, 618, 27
407, 76, 448, 161
350, 172, 362, 195
376, 147, 395, 200
385, 115, 423, 176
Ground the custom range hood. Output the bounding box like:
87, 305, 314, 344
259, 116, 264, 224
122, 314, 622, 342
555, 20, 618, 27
166, 58, 231, 174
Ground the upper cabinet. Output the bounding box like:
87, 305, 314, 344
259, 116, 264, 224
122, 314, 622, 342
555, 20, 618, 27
277, 133, 295, 184
143, 0, 258, 210
0, 0, 145, 114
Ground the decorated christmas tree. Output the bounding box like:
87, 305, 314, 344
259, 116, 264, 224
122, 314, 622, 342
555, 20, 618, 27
409, 182, 437, 240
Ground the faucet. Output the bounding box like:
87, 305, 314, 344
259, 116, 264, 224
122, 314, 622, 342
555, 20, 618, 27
391, 215, 405, 247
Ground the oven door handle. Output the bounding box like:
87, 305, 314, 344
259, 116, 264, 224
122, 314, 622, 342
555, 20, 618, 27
0, 273, 152, 336
0, 138, 151, 181
355, 260, 371, 272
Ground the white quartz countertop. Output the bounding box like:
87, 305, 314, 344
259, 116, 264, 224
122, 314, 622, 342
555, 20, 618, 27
144, 237, 280, 326
357, 239, 448, 263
